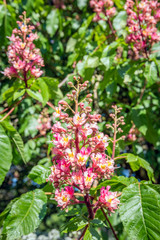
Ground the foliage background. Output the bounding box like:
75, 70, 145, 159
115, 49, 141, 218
0, 0, 160, 239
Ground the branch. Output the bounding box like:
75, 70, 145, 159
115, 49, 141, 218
0, 95, 26, 122
101, 207, 119, 240
79, 224, 89, 240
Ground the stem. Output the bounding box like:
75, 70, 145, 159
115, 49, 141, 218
79, 224, 89, 240
84, 194, 94, 220
0, 95, 26, 122
47, 101, 55, 110
137, 79, 147, 105
101, 208, 119, 240
112, 109, 117, 159
75, 128, 80, 153
24, 70, 28, 88
114, 156, 127, 161
0, 107, 9, 115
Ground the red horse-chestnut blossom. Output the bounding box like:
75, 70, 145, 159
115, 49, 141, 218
47, 77, 124, 220
3, 11, 44, 87
125, 0, 160, 58
90, 0, 116, 21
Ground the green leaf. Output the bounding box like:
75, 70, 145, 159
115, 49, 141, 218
144, 61, 158, 87
100, 56, 114, 70
28, 165, 50, 184
77, 0, 88, 9
119, 183, 160, 240
113, 11, 127, 36
0, 5, 6, 26
84, 228, 92, 240
85, 56, 99, 68
26, 89, 43, 103
46, 9, 59, 37
0, 125, 12, 186
61, 216, 88, 233
131, 106, 158, 145
3, 189, 47, 240
1, 121, 26, 163
11, 131, 26, 164
95, 176, 138, 192
0, 198, 18, 227
126, 153, 155, 181
39, 79, 49, 106
66, 37, 77, 52
39, 77, 59, 100
13, 89, 25, 101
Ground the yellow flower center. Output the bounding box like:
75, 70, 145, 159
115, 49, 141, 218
100, 164, 106, 170
78, 156, 85, 162
56, 108, 60, 114
86, 176, 92, 182
62, 196, 68, 202
63, 137, 69, 143
69, 152, 74, 158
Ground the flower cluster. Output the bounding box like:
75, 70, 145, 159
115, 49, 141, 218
90, 0, 116, 21
3, 12, 44, 86
125, 0, 160, 58
47, 77, 123, 217
37, 108, 51, 135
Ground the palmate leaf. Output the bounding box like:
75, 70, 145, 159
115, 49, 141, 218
119, 183, 160, 240
0, 125, 12, 186
2, 189, 47, 240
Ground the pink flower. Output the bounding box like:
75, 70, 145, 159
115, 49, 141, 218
84, 168, 97, 189
53, 106, 61, 118
76, 147, 91, 166
54, 186, 74, 208
73, 113, 86, 126
65, 148, 76, 163
72, 170, 83, 187
99, 186, 120, 212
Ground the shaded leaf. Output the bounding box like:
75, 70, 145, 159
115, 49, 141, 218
126, 153, 155, 181
0, 125, 12, 186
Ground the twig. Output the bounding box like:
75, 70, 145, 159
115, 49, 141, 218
101, 207, 119, 240
112, 109, 117, 159
137, 79, 147, 105
58, 74, 73, 88
45, 192, 53, 195
0, 107, 9, 115
114, 156, 127, 161
46, 101, 55, 110
79, 224, 89, 240
0, 95, 26, 122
